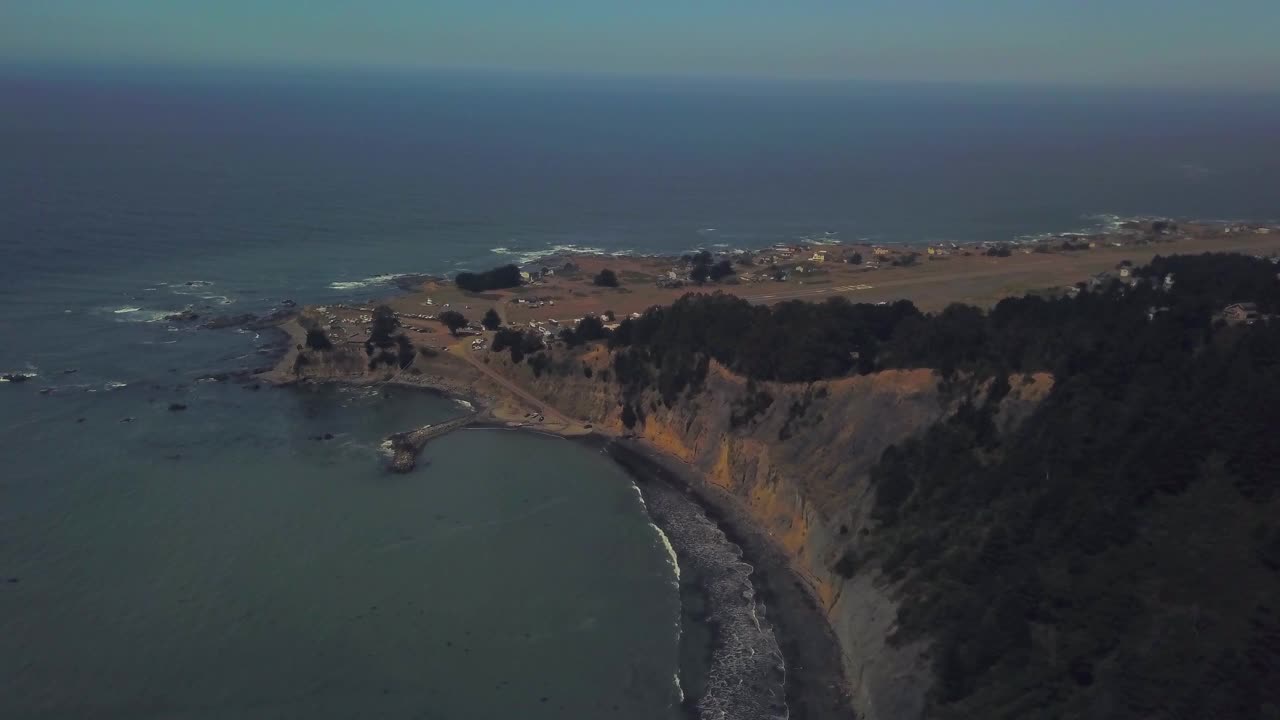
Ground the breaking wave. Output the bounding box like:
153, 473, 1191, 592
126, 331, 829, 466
630, 483, 681, 585
328, 274, 407, 291
104, 305, 187, 324
0, 371, 38, 383
635, 479, 787, 720
488, 244, 632, 265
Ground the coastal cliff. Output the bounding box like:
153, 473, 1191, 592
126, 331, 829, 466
486, 346, 1053, 720
275, 317, 1049, 718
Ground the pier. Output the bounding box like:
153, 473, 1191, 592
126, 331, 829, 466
385, 414, 476, 473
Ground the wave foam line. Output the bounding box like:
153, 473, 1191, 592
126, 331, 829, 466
328, 274, 407, 291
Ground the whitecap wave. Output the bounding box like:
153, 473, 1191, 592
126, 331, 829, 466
487, 244, 630, 265
638, 478, 787, 720
111, 309, 180, 324
630, 484, 681, 584
103, 381, 128, 391
328, 274, 406, 291
0, 371, 38, 382
167, 281, 215, 296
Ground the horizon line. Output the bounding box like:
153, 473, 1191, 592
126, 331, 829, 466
3, 58, 1279, 99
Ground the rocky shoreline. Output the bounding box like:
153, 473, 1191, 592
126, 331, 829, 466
264, 357, 855, 718
602, 438, 853, 720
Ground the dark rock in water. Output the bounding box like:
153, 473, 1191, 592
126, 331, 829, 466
280, 299, 297, 307
164, 309, 201, 322
244, 308, 295, 330
76, 418, 87, 423
392, 274, 437, 292
2, 373, 32, 384
62, 369, 78, 375
120, 417, 135, 423
39, 388, 54, 395
168, 403, 188, 412
197, 369, 259, 384
6, 577, 18, 584
202, 313, 258, 330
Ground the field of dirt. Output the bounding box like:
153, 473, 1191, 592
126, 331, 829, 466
394, 229, 1280, 326
300, 226, 1280, 353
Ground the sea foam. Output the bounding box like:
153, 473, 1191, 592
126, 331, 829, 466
488, 244, 631, 265
328, 274, 406, 291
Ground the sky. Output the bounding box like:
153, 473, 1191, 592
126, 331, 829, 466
3, 0, 1279, 90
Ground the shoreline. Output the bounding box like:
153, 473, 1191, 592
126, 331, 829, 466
600, 437, 853, 720
275, 371, 853, 718
258, 218, 1278, 717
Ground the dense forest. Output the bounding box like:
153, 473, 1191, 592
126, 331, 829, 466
604, 253, 1280, 718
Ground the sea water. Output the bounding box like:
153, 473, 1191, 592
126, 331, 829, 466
3, 65, 1279, 718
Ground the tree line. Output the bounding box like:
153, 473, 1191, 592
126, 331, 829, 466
597, 252, 1280, 718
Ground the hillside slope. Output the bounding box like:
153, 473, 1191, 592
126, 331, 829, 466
487, 252, 1280, 719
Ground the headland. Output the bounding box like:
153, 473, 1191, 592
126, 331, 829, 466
254, 217, 1280, 720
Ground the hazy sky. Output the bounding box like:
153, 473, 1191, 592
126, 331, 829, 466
4, 0, 1278, 89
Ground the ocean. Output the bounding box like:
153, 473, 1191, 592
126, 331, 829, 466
2, 65, 1278, 718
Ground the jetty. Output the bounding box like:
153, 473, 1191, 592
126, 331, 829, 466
385, 414, 477, 473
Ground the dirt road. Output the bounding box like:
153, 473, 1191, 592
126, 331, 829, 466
449, 344, 584, 430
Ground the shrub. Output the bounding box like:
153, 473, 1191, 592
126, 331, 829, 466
708, 259, 735, 281
455, 264, 522, 293
437, 310, 468, 335
481, 308, 502, 331
594, 269, 620, 287
395, 334, 416, 368
304, 328, 333, 351
370, 305, 399, 347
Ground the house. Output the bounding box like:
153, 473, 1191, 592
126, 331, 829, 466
1119, 267, 1131, 278
810, 251, 827, 263
872, 247, 891, 257
519, 271, 533, 283
1223, 302, 1261, 325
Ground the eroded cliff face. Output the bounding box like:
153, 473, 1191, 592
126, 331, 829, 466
491, 346, 1052, 720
